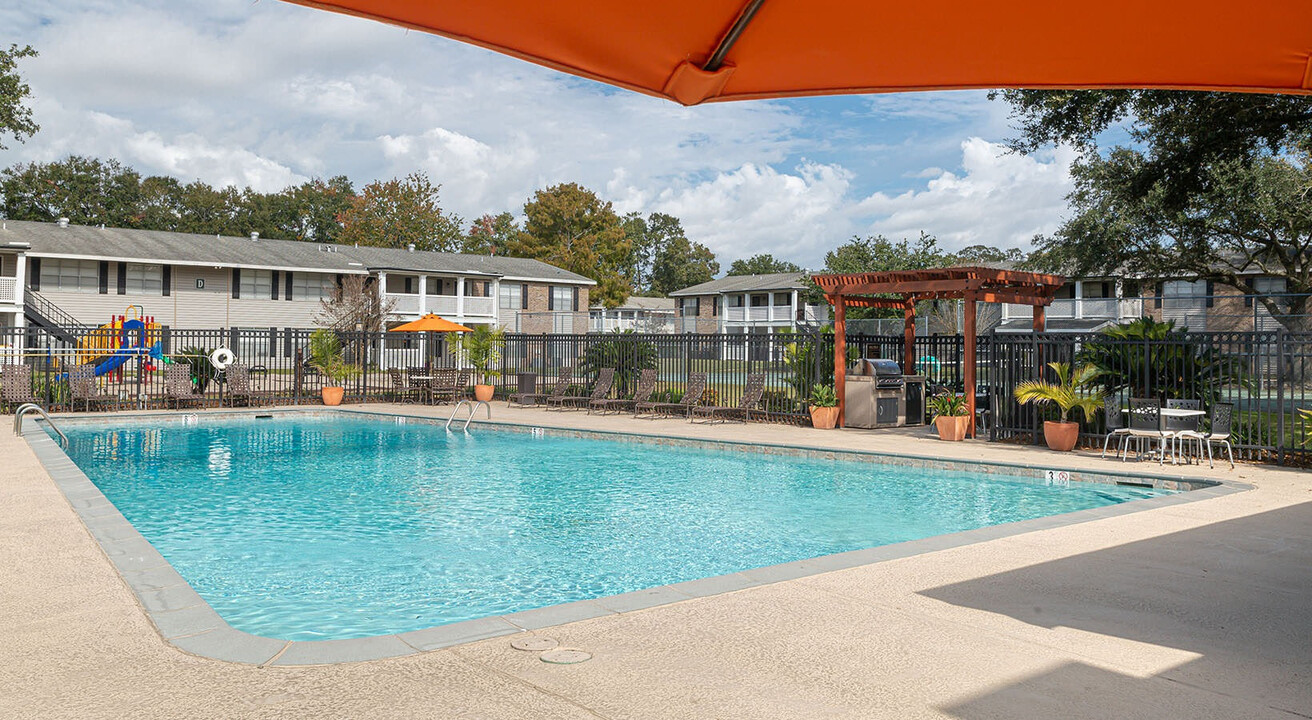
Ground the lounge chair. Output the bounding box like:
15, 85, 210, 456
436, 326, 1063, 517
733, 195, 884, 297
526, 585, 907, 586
70, 364, 117, 412
165, 365, 205, 409
636, 372, 706, 419
590, 368, 656, 415
510, 367, 572, 407
690, 373, 766, 424
2, 364, 39, 411
433, 370, 472, 404
548, 367, 614, 411
224, 363, 262, 407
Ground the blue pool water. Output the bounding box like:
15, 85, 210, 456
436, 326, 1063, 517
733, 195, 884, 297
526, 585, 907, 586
58, 415, 1169, 641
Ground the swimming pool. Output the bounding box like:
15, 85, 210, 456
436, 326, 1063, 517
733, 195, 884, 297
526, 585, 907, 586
58, 413, 1171, 641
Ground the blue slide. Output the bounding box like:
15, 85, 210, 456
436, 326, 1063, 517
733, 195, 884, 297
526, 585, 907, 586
89, 319, 149, 377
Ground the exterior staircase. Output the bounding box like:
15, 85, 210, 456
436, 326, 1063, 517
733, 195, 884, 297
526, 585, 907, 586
22, 288, 86, 345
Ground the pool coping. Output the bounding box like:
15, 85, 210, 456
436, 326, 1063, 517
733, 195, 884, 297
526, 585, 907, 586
20, 408, 1250, 667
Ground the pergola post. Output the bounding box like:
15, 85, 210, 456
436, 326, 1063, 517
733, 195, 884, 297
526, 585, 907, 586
902, 299, 916, 375
963, 290, 977, 438
833, 295, 847, 428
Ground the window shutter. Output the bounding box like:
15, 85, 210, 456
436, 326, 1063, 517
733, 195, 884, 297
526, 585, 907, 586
1154, 282, 1163, 309
29, 258, 40, 290
521, 283, 529, 309
98, 261, 109, 294
232, 268, 241, 299
1244, 279, 1254, 307
162, 265, 171, 296
713, 296, 720, 315
1205, 280, 1215, 307
285, 271, 293, 301
695, 298, 701, 316
548, 288, 555, 311
116, 262, 127, 295
271, 271, 279, 300
572, 287, 579, 312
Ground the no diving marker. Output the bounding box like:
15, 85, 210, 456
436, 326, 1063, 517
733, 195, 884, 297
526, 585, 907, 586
1045, 470, 1071, 487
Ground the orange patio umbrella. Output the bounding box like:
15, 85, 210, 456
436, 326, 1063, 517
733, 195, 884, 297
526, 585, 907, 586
388, 313, 473, 333
280, 1, 1312, 105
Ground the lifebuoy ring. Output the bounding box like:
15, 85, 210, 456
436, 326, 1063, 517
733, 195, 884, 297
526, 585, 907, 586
209, 347, 235, 369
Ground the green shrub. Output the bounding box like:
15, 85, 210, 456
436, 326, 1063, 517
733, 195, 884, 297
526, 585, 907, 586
808, 383, 837, 408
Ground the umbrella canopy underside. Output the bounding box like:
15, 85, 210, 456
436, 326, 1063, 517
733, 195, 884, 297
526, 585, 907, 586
281, 0, 1312, 105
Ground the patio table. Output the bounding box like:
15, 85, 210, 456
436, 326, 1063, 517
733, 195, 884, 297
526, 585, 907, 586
1123, 407, 1206, 465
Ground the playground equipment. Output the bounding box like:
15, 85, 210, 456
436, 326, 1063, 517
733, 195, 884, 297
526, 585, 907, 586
75, 306, 172, 376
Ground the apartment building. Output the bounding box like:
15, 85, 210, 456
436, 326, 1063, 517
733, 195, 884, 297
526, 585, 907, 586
667, 273, 829, 335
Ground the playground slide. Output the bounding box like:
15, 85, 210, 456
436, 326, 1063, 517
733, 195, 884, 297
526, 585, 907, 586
89, 319, 150, 377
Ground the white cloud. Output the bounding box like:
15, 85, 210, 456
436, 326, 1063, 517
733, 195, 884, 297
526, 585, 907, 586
858, 138, 1076, 252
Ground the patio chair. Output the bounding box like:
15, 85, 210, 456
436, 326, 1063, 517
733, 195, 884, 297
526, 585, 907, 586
636, 372, 706, 419
1175, 402, 1235, 470
165, 365, 205, 409
1100, 396, 1133, 459
426, 369, 462, 405
224, 363, 261, 407
548, 367, 614, 411
387, 368, 421, 404
590, 368, 657, 415
690, 373, 766, 424
69, 364, 117, 412
1, 364, 38, 411
1124, 397, 1171, 464
1164, 398, 1203, 463
510, 367, 572, 407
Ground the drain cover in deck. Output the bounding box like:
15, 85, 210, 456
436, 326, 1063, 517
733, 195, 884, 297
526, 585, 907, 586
511, 636, 559, 651
540, 648, 592, 664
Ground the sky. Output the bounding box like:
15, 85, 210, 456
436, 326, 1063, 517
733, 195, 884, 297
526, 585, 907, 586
0, 0, 1081, 269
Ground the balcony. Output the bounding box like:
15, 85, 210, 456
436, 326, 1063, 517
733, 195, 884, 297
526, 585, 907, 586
383, 293, 497, 318
725, 305, 793, 323
1005, 298, 1144, 321
0, 277, 17, 305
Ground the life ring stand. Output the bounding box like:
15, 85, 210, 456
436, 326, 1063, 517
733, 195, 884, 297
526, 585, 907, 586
209, 347, 235, 370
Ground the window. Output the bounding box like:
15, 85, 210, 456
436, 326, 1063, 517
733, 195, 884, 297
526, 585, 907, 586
750, 294, 768, 307
121, 263, 163, 295
679, 297, 700, 317
291, 273, 336, 301
238, 269, 273, 300
1251, 276, 1286, 295
233, 328, 271, 358
1162, 280, 1206, 307
499, 283, 523, 310
728, 294, 744, 307
39, 259, 98, 293
550, 286, 573, 312
773, 292, 790, 306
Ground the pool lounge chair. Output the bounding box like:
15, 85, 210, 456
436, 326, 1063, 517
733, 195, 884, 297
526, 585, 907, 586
590, 368, 657, 415
1, 364, 38, 411
164, 365, 205, 409
690, 373, 766, 424
510, 367, 572, 407
548, 368, 614, 411
636, 372, 706, 419
224, 363, 262, 407
69, 364, 117, 412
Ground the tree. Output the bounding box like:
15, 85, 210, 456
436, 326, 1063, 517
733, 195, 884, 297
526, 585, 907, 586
620, 211, 690, 293
952, 245, 1025, 266
0, 44, 38, 150
462, 212, 520, 255
508, 183, 633, 308
997, 90, 1312, 330
316, 275, 395, 333
649, 235, 718, 295
337, 172, 464, 252
0, 156, 144, 226
726, 253, 802, 276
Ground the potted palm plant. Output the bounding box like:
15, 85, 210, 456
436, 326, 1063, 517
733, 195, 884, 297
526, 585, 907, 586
308, 328, 359, 406
448, 325, 505, 402
808, 383, 839, 429
1013, 361, 1103, 452
929, 390, 970, 441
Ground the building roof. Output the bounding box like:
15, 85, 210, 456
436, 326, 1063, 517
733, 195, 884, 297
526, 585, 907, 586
0, 220, 594, 285
591, 296, 676, 312
668, 272, 809, 296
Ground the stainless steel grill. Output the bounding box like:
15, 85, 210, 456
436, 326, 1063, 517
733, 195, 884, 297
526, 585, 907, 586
851, 358, 905, 389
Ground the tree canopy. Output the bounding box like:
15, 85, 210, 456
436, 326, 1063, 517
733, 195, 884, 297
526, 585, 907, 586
0, 44, 38, 150
508, 182, 634, 308
726, 253, 801, 276
998, 89, 1312, 330
462, 212, 520, 255
337, 172, 463, 252
649, 233, 718, 296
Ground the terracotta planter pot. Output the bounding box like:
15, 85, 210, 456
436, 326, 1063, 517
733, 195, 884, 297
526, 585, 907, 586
934, 415, 970, 441
321, 386, 345, 406
474, 384, 495, 402
809, 405, 839, 429
1043, 420, 1080, 451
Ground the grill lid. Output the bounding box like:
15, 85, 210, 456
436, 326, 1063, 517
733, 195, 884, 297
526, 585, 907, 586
851, 358, 902, 377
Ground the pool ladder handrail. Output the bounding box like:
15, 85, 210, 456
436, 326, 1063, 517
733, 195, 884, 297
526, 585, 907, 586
445, 399, 491, 432
12, 403, 68, 447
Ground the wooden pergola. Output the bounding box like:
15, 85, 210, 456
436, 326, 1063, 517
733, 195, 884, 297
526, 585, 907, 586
812, 267, 1065, 434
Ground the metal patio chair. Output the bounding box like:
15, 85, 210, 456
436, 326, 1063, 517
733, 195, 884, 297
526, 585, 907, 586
636, 372, 706, 419
590, 368, 657, 415
510, 366, 572, 407
550, 367, 614, 411
690, 373, 766, 424
1101, 396, 1134, 459
1175, 402, 1236, 470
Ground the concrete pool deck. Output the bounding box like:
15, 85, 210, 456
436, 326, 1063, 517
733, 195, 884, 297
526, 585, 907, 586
3, 403, 1310, 718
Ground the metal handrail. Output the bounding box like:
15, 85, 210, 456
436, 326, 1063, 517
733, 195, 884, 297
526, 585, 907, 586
445, 400, 491, 432
13, 403, 68, 447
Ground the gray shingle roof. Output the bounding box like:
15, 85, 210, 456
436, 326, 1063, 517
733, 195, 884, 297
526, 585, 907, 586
668, 272, 809, 296
0, 220, 594, 284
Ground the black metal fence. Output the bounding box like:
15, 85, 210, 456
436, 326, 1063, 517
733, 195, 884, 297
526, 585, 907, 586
3, 325, 1309, 463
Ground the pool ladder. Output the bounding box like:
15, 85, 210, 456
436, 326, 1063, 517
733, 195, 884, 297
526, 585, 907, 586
12, 403, 68, 447
445, 400, 491, 432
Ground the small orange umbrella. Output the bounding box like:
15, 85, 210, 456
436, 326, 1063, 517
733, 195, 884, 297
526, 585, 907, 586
279, 1, 1312, 105
388, 314, 474, 333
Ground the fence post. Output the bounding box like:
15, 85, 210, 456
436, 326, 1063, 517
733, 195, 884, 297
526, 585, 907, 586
1277, 329, 1286, 465
293, 348, 303, 406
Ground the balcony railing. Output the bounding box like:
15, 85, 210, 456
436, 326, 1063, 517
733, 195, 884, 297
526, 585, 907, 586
383, 293, 496, 317
1004, 298, 1144, 321
0, 277, 17, 305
